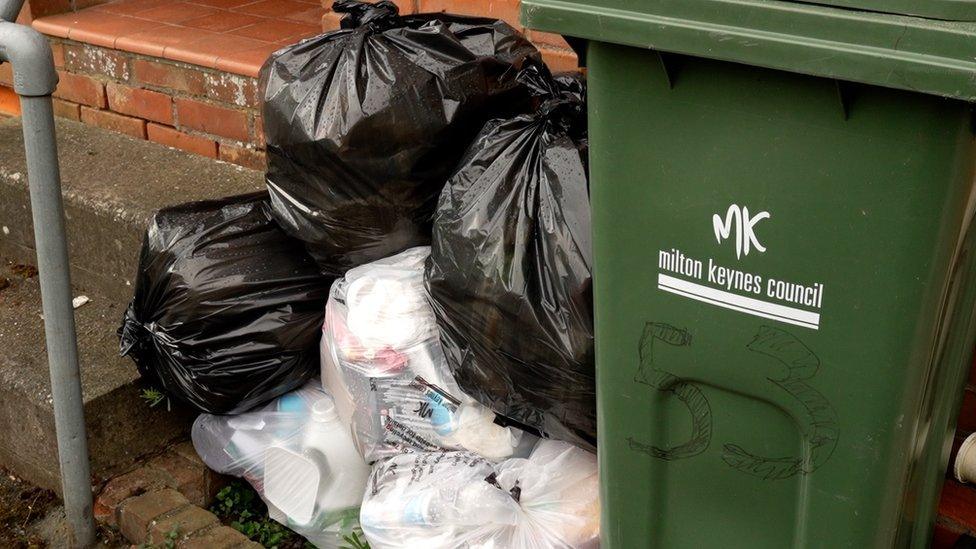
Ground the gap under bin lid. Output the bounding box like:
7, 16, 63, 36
794, 0, 975, 21
520, 0, 976, 101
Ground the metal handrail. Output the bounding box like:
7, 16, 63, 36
0, 1, 95, 546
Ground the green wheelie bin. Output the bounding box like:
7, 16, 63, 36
521, 1, 976, 547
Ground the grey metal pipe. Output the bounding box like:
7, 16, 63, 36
0, 0, 21, 27
20, 95, 96, 548
0, 7, 96, 546
22, 97, 98, 549
0, 18, 58, 97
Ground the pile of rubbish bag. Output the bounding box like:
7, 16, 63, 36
193, 383, 598, 548
119, 1, 597, 546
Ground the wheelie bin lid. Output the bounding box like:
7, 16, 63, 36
521, 0, 976, 101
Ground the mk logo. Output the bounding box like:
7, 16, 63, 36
713, 204, 770, 259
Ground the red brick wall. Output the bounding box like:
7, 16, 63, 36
0, 39, 267, 169
1, 0, 579, 170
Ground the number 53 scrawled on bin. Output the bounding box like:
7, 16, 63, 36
627, 322, 839, 480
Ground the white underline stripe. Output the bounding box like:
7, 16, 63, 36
658, 273, 820, 330
658, 285, 820, 330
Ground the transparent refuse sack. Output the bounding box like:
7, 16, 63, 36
321, 246, 527, 463
360, 439, 600, 548
192, 382, 370, 548
261, 0, 542, 276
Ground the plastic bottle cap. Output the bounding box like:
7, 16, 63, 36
311, 397, 339, 423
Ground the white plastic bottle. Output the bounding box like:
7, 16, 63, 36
263, 396, 371, 526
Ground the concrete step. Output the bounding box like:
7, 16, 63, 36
0, 114, 263, 494
0, 115, 264, 304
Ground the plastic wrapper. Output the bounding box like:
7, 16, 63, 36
360, 439, 600, 548
119, 193, 330, 414
192, 381, 371, 548
261, 0, 541, 276
321, 246, 526, 463
424, 67, 596, 447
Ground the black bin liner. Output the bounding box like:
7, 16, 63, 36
424, 66, 595, 448
261, 0, 541, 276
119, 193, 331, 414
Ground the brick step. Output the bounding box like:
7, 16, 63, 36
937, 479, 976, 547
1, 35, 269, 170
0, 114, 262, 493
89, 441, 263, 547
17, 0, 325, 170
1, 0, 579, 170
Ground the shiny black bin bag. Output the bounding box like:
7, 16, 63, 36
119, 193, 331, 414
261, 0, 540, 275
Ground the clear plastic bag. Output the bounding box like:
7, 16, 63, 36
360, 440, 600, 548
321, 246, 526, 463
192, 381, 370, 548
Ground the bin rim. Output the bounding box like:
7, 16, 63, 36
521, 0, 976, 102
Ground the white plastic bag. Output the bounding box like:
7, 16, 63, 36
360, 439, 601, 548
191, 381, 370, 548
321, 246, 525, 463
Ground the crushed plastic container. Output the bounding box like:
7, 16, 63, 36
321, 246, 527, 462
192, 381, 370, 548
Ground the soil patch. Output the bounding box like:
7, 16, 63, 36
10, 264, 37, 278
0, 468, 57, 548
